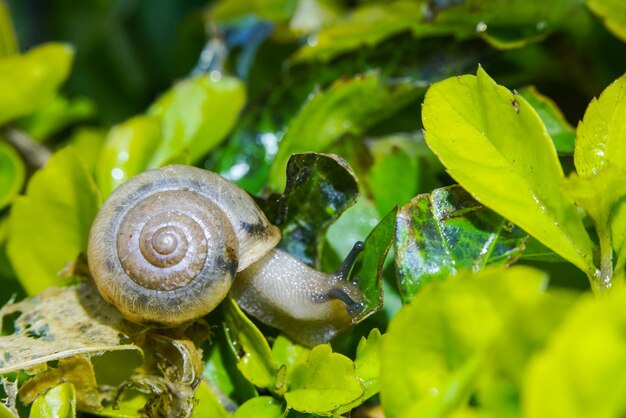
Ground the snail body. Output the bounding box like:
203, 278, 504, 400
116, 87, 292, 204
87, 165, 363, 345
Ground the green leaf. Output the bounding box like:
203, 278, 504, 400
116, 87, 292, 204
16, 96, 96, 141
204, 324, 257, 406
7, 147, 100, 295
284, 410, 342, 418
294, 0, 583, 62
277, 153, 359, 266
285, 344, 363, 414
0, 142, 24, 210
353, 206, 396, 319
477, 292, 576, 417
422, 67, 595, 278
66, 128, 106, 174
587, 0, 626, 43
575, 72, 626, 176
0, 43, 73, 125
0, 2, 18, 57
148, 74, 245, 167
518, 86, 576, 154
95, 115, 161, 197
0, 401, 14, 418
232, 396, 284, 418
191, 381, 231, 418
563, 166, 626, 284
523, 287, 626, 418
292, 2, 427, 63
29, 382, 76, 418
211, 0, 297, 23
268, 74, 421, 190
380, 265, 548, 418
222, 296, 278, 389
271, 334, 310, 373
395, 185, 528, 302
334, 328, 384, 414
365, 135, 423, 217
325, 197, 380, 266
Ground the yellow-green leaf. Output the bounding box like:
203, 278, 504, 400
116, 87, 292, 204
148, 74, 245, 167
95, 115, 161, 197
0, 2, 18, 57
422, 67, 595, 277
222, 296, 277, 389
0, 141, 24, 210
380, 266, 548, 418
575, 72, 626, 176
518, 86, 576, 154
268, 74, 421, 190
285, 344, 363, 414
0, 43, 73, 125
29, 382, 76, 418
7, 147, 100, 294
523, 287, 626, 418
191, 381, 231, 418
232, 396, 284, 418
587, 0, 626, 43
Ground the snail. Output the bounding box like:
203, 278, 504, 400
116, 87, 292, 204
87, 164, 364, 346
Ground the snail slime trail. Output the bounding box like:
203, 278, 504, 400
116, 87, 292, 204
87, 165, 365, 345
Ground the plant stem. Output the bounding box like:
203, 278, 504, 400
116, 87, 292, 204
2, 127, 51, 168
592, 221, 613, 293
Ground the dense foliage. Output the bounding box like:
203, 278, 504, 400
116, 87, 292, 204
2, 0, 626, 417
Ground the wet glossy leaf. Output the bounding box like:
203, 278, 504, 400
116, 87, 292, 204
519, 86, 575, 154
203, 325, 257, 407
222, 296, 278, 389
353, 207, 396, 320
268, 74, 421, 190
7, 147, 100, 295
421, 0, 583, 50
277, 153, 359, 267
29, 382, 76, 418
148, 74, 245, 167
380, 266, 548, 418
285, 344, 363, 414
575, 72, 626, 177
563, 167, 626, 280
292, 2, 427, 63
95, 115, 161, 197
422, 67, 595, 278
523, 287, 626, 417
587, 0, 626, 43
232, 396, 284, 418
294, 0, 583, 62
0, 142, 24, 210
395, 185, 528, 302
0, 43, 73, 125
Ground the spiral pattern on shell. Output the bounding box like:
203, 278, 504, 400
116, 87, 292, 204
88, 165, 280, 327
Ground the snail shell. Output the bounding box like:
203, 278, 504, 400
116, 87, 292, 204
87, 165, 280, 326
